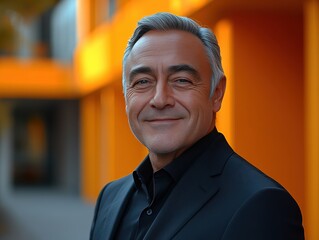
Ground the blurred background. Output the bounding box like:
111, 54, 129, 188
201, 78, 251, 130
0, 0, 318, 239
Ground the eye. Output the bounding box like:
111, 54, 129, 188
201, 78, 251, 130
131, 78, 154, 90
134, 79, 149, 86
173, 78, 194, 86
176, 78, 192, 83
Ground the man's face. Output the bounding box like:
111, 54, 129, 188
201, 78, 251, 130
124, 30, 223, 159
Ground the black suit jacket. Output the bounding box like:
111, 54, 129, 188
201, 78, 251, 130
90, 132, 304, 239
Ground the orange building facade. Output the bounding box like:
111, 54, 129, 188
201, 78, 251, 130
0, 0, 318, 238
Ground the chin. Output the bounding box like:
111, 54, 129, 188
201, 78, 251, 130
141, 134, 188, 155
147, 143, 180, 155
148, 141, 189, 157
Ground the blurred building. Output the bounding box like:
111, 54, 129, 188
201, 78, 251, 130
0, 0, 79, 195
0, 0, 318, 239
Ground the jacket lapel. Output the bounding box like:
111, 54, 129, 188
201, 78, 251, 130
144, 134, 234, 240
94, 176, 135, 240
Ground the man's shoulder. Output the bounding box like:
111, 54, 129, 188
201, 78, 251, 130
204, 132, 284, 191
222, 152, 286, 193
219, 154, 304, 239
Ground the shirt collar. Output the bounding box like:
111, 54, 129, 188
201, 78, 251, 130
133, 128, 219, 188
133, 156, 153, 189
164, 128, 219, 182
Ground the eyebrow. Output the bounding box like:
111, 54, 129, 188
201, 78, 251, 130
168, 64, 199, 78
128, 66, 152, 83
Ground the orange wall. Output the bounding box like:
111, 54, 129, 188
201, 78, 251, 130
232, 11, 305, 212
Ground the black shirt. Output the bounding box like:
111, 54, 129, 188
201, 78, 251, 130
115, 129, 218, 240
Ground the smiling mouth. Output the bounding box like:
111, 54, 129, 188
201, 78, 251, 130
144, 118, 182, 128
146, 118, 181, 122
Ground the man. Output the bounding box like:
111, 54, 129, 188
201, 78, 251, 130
90, 12, 304, 240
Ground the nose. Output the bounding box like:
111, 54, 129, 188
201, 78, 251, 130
150, 81, 175, 109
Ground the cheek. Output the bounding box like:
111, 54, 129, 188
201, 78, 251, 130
177, 91, 213, 112
125, 95, 136, 119
126, 102, 137, 119
190, 99, 214, 125
126, 94, 147, 119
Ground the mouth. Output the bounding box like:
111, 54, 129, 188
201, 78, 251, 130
146, 117, 181, 122
144, 118, 182, 126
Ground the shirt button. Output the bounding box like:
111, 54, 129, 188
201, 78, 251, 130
146, 209, 153, 215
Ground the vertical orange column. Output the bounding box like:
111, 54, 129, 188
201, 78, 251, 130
100, 87, 116, 183
77, 0, 89, 41
304, 0, 319, 239
76, 0, 96, 42
80, 94, 101, 202
214, 20, 234, 146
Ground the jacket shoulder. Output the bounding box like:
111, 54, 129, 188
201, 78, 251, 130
221, 187, 304, 239
223, 153, 285, 191
220, 153, 304, 239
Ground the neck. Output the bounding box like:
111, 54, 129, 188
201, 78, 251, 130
149, 152, 179, 172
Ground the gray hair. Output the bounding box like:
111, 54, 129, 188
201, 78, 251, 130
122, 12, 225, 97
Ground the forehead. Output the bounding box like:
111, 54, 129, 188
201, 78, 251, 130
125, 30, 210, 72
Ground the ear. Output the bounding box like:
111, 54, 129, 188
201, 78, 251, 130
212, 76, 226, 113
